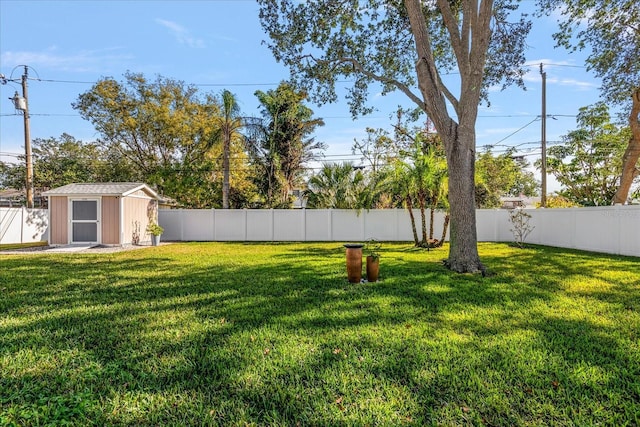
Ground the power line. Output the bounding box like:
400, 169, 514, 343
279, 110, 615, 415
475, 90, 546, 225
491, 117, 540, 146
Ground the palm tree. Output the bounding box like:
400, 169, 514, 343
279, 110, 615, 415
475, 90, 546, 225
305, 162, 366, 209
252, 83, 325, 207
211, 90, 243, 209
387, 136, 448, 247
388, 159, 421, 246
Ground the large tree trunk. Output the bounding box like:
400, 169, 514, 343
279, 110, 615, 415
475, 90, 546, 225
612, 88, 640, 205
405, 0, 491, 272
442, 127, 484, 273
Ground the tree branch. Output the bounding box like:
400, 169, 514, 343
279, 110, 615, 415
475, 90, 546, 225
312, 54, 428, 112
437, 0, 464, 66
404, 0, 456, 125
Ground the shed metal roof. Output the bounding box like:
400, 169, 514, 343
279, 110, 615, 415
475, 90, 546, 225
42, 182, 159, 199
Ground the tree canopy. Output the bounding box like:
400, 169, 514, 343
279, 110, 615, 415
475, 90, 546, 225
538, 0, 640, 204
542, 103, 634, 206
475, 148, 538, 208
73, 72, 256, 208
258, 0, 532, 273
0, 134, 136, 196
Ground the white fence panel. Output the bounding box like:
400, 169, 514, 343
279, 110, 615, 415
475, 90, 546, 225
246, 210, 273, 241
331, 210, 364, 242
0, 208, 49, 244
305, 210, 332, 241
617, 206, 640, 257
573, 208, 613, 254
158, 210, 183, 241
181, 209, 214, 241
214, 210, 246, 241
273, 209, 305, 241
157, 206, 640, 257
535, 208, 575, 248
364, 209, 398, 241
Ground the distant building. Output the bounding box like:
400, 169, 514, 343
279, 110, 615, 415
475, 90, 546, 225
0, 188, 46, 208
500, 195, 540, 209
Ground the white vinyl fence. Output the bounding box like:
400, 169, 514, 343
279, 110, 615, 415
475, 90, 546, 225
2, 206, 638, 257
0, 207, 48, 245
160, 206, 640, 258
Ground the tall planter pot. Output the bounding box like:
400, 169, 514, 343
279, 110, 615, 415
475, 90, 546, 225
366, 256, 379, 282
151, 234, 161, 246
344, 244, 364, 283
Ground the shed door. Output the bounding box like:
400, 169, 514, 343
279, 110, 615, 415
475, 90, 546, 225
70, 199, 100, 243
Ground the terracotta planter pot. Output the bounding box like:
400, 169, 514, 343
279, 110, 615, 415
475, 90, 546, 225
344, 244, 363, 283
366, 256, 379, 282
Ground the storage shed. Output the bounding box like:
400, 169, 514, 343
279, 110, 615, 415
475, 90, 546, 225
42, 183, 160, 246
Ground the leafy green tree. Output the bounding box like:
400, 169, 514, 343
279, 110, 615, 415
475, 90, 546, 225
351, 126, 405, 209
74, 73, 211, 183
74, 73, 255, 208
475, 148, 538, 208
538, 0, 639, 204
305, 163, 367, 209
0, 134, 137, 196
249, 82, 325, 208
258, 0, 532, 273
537, 195, 578, 208
542, 103, 632, 206
0, 161, 25, 191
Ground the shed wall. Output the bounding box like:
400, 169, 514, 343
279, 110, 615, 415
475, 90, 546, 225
123, 196, 155, 244
101, 196, 120, 245
49, 196, 68, 244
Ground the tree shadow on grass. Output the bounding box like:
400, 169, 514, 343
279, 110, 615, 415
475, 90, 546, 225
1, 242, 638, 425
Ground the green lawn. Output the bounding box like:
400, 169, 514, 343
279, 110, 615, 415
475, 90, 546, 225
1, 242, 638, 426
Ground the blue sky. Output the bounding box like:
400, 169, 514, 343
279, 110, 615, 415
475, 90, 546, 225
1, 0, 603, 191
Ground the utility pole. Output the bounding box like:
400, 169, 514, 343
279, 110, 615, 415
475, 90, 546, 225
540, 63, 547, 208
22, 66, 34, 208
8, 67, 34, 208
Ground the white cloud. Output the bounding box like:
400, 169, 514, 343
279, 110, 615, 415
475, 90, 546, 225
156, 19, 205, 49
521, 60, 597, 91
0, 47, 133, 72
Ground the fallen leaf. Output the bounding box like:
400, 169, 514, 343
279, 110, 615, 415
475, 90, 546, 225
461, 406, 471, 413
263, 348, 270, 355
551, 381, 559, 390
333, 348, 342, 354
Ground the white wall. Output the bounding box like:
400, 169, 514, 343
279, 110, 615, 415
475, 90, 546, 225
0, 207, 49, 244
159, 207, 640, 258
